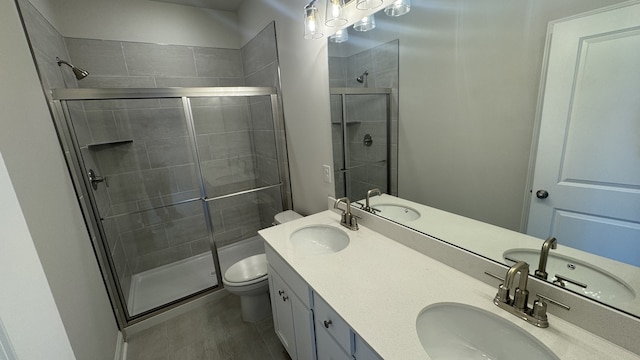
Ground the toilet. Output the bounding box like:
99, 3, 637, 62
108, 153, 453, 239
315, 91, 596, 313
223, 210, 303, 322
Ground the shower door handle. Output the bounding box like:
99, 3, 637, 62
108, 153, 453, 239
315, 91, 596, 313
88, 169, 107, 190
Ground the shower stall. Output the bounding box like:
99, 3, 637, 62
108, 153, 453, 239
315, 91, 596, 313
50, 86, 290, 325
330, 87, 394, 201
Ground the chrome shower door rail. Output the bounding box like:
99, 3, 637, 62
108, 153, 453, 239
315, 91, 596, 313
51, 86, 277, 100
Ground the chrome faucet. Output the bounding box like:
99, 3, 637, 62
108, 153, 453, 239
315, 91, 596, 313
504, 261, 530, 311
487, 260, 570, 328
495, 261, 530, 311
364, 188, 382, 212
334, 197, 359, 231
534, 237, 557, 280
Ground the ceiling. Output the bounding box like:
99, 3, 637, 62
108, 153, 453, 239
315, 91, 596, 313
149, 0, 246, 12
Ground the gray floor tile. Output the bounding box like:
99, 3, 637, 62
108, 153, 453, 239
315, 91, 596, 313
127, 294, 286, 360
127, 323, 168, 360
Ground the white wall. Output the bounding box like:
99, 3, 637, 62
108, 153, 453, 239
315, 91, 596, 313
39, 0, 240, 48
0, 153, 76, 360
0, 2, 118, 359
395, 0, 625, 230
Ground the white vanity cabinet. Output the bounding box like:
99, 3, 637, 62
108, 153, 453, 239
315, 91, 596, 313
265, 243, 382, 360
314, 292, 382, 360
266, 246, 315, 360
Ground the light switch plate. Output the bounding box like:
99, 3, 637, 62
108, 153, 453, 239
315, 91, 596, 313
322, 165, 332, 184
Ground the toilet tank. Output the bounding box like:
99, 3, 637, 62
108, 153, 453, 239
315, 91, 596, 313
273, 210, 303, 225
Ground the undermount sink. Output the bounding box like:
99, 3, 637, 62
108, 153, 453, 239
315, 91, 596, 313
503, 248, 636, 304
289, 225, 349, 255
416, 302, 558, 360
372, 203, 420, 222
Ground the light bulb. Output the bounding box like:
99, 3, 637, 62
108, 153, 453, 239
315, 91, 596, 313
304, 3, 323, 39
329, 28, 349, 43
384, 0, 411, 16
353, 14, 376, 32
325, 0, 347, 27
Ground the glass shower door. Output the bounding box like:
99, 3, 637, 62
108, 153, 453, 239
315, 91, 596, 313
189, 95, 285, 271
65, 97, 218, 317
332, 91, 391, 201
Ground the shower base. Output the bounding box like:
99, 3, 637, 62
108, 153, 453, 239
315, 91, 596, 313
127, 236, 265, 316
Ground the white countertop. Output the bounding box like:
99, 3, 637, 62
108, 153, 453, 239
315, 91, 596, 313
259, 210, 640, 360
365, 194, 640, 313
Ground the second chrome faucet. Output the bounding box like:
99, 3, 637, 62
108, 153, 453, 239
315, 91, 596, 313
488, 260, 570, 328
535, 237, 557, 280
334, 197, 359, 231
364, 188, 382, 213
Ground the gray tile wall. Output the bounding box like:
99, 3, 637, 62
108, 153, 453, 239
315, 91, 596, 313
328, 39, 399, 200
65, 24, 286, 273
241, 23, 286, 228
19, 7, 287, 284
64, 38, 245, 88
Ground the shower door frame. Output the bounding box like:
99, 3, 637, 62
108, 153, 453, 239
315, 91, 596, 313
330, 87, 394, 199
50, 86, 291, 329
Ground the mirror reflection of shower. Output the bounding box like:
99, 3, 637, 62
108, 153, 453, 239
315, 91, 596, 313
56, 57, 90, 80
356, 70, 369, 87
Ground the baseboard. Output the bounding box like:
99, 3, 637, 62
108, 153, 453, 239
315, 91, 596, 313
113, 331, 127, 360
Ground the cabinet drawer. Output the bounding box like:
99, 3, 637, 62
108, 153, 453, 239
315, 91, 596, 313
313, 292, 351, 353
315, 326, 351, 360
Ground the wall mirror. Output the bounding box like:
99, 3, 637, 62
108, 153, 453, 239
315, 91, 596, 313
327, 0, 640, 318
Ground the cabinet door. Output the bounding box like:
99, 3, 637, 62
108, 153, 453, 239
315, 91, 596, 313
315, 326, 352, 360
292, 296, 315, 360
269, 268, 297, 359
353, 335, 382, 360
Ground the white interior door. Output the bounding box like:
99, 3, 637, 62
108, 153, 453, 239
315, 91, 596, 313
527, 2, 640, 267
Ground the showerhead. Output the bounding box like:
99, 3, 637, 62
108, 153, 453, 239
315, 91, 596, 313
356, 70, 369, 83
56, 57, 90, 80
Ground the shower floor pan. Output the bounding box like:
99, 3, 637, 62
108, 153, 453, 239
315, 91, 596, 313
127, 236, 265, 316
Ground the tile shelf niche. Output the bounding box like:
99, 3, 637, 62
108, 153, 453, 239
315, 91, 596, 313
86, 139, 133, 150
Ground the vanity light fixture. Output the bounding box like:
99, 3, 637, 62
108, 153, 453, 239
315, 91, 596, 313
329, 28, 349, 43
356, 0, 383, 10
384, 0, 411, 16
353, 14, 376, 32
325, 0, 347, 27
304, 0, 323, 40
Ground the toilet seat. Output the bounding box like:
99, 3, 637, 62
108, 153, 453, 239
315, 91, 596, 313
223, 254, 268, 286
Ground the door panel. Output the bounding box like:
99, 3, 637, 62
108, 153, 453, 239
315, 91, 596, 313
527, 3, 640, 267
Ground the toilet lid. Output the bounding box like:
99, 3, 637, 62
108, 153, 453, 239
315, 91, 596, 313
223, 254, 268, 284
274, 210, 303, 224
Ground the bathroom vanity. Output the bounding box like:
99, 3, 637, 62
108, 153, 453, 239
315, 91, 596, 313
259, 210, 640, 359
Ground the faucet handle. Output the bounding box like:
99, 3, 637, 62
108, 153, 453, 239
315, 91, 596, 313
529, 294, 569, 328
531, 297, 548, 323
535, 293, 571, 311
349, 214, 359, 230
484, 271, 511, 305
553, 274, 587, 289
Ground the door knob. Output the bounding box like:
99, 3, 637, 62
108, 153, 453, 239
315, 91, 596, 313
536, 190, 549, 199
